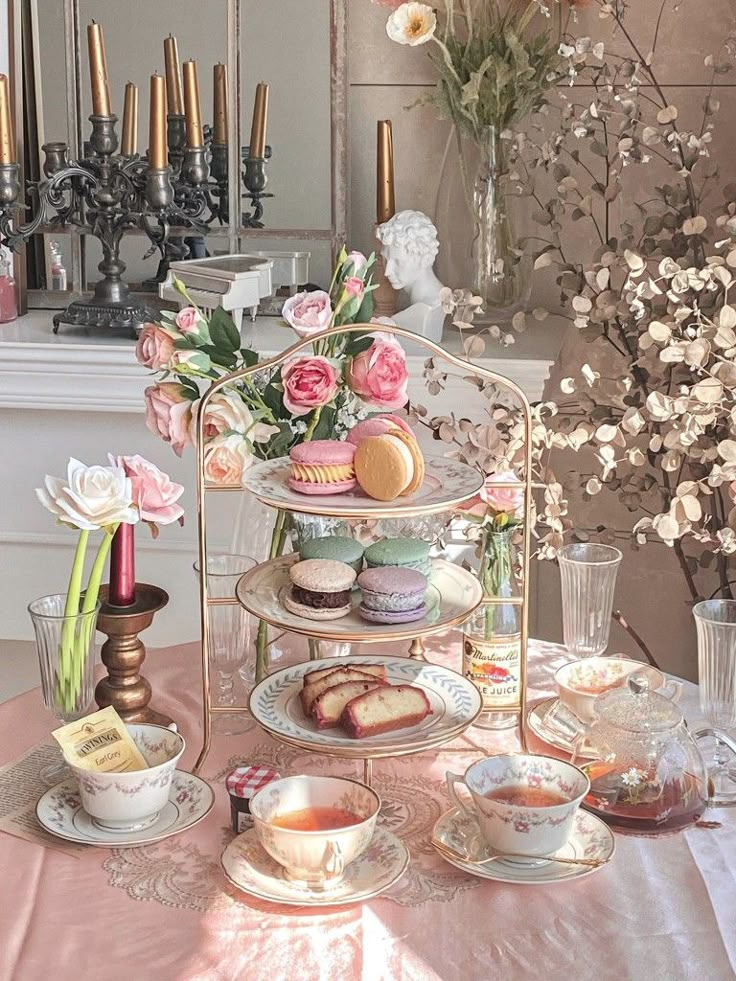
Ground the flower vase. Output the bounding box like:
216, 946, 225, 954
435, 124, 530, 324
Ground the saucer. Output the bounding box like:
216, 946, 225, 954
432, 807, 615, 885
36, 772, 214, 847
221, 826, 409, 906
527, 697, 597, 759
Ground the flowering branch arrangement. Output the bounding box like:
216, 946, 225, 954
36, 456, 183, 711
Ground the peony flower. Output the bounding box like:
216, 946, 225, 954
347, 334, 408, 409
144, 383, 194, 457
344, 251, 368, 275
110, 454, 184, 526
343, 276, 365, 299
281, 355, 339, 417
190, 389, 255, 444
175, 307, 203, 334
386, 2, 436, 46
481, 470, 524, 517
204, 433, 253, 486
282, 290, 333, 338
36, 458, 138, 531
135, 323, 175, 370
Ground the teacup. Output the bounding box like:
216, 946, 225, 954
69, 723, 184, 832
250, 775, 379, 888
555, 656, 682, 722
446, 754, 589, 859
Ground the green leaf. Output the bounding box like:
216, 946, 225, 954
311, 405, 337, 441
346, 332, 374, 356
263, 382, 285, 417
354, 288, 375, 324
209, 307, 241, 353
241, 347, 259, 367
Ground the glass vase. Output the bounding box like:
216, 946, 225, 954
435, 124, 530, 323
463, 529, 521, 730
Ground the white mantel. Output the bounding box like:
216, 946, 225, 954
0, 312, 560, 649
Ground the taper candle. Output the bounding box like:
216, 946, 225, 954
164, 34, 184, 116
376, 120, 395, 224
213, 63, 228, 146
249, 82, 269, 159
148, 73, 167, 169
0, 75, 15, 164
182, 60, 203, 148
121, 82, 138, 156
109, 523, 135, 607
87, 21, 111, 116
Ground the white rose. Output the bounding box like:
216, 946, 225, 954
36, 457, 138, 531
203, 434, 254, 486
190, 390, 254, 444
386, 3, 437, 46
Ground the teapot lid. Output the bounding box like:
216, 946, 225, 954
593, 673, 683, 732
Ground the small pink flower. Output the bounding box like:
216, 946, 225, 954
281, 356, 339, 417
144, 383, 194, 457
282, 290, 333, 338
175, 307, 202, 334
481, 470, 524, 517
204, 434, 253, 486
110, 454, 184, 525
345, 251, 368, 275
135, 323, 175, 370
343, 276, 365, 299
347, 333, 408, 409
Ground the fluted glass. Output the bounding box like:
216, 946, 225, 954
558, 544, 622, 657
694, 600, 736, 729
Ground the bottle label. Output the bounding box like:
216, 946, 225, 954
463, 634, 522, 710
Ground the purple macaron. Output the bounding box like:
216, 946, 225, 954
357, 566, 427, 624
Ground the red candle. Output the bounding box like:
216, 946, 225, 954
109, 523, 136, 606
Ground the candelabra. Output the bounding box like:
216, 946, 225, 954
0, 112, 206, 334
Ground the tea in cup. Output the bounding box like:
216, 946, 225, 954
446, 754, 589, 859
555, 656, 682, 722
250, 775, 379, 888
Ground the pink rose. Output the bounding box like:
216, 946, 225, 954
135, 323, 175, 370
343, 276, 365, 298
481, 470, 524, 516
281, 356, 339, 417
110, 454, 184, 525
204, 434, 253, 486
175, 307, 203, 334
144, 383, 194, 457
282, 290, 333, 338
347, 334, 408, 409
345, 251, 368, 275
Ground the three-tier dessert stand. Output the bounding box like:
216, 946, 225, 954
192, 324, 535, 777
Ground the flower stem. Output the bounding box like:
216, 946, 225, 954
58, 530, 89, 711
254, 508, 289, 682
304, 406, 323, 443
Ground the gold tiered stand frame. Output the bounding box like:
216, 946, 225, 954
192, 324, 534, 776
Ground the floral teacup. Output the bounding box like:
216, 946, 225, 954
69, 723, 184, 832
556, 656, 682, 723
446, 754, 589, 860
250, 775, 379, 889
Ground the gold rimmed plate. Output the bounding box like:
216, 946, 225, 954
241, 456, 484, 519
237, 556, 482, 643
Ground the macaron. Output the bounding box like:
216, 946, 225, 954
353, 431, 425, 501
284, 558, 357, 620
347, 414, 414, 445
299, 535, 365, 573
364, 537, 432, 578
288, 440, 357, 495
357, 567, 428, 624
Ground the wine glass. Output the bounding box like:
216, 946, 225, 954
558, 543, 622, 657
693, 600, 736, 802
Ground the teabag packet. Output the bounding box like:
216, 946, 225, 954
52, 706, 148, 773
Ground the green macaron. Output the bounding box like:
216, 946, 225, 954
299, 535, 365, 573
364, 537, 432, 577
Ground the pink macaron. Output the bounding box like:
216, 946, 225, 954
347, 414, 414, 446
288, 440, 357, 495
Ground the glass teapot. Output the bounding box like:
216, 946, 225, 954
570, 675, 736, 835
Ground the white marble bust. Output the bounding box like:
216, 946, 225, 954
376, 210, 446, 344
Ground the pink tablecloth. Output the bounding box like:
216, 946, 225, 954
0, 636, 733, 981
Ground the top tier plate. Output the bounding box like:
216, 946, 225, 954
241, 456, 484, 518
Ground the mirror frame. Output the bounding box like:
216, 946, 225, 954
9, 0, 348, 312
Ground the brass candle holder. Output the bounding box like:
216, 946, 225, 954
95, 583, 172, 726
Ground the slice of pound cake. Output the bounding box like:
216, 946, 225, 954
341, 685, 431, 738
311, 679, 387, 729
300, 667, 378, 715
302, 663, 387, 688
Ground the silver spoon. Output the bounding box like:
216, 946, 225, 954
431, 837, 608, 869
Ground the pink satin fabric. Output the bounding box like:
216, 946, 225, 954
0, 636, 733, 981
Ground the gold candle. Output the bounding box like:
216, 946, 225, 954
148, 74, 167, 169
182, 60, 203, 148
213, 63, 228, 146
164, 35, 184, 116
376, 119, 395, 224
0, 74, 15, 164
249, 82, 269, 158
121, 82, 138, 156
87, 21, 111, 116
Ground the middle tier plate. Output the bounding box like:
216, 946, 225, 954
236, 555, 483, 642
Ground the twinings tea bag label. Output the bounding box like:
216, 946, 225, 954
52, 706, 148, 772
463, 634, 522, 711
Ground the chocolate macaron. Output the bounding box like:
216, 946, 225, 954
284, 559, 357, 620
357, 567, 428, 624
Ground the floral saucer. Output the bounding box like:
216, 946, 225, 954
221, 826, 409, 906
432, 807, 615, 885
526, 697, 597, 760
36, 772, 214, 847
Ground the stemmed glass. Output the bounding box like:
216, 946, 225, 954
558, 543, 623, 657
193, 552, 256, 736
693, 599, 736, 802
